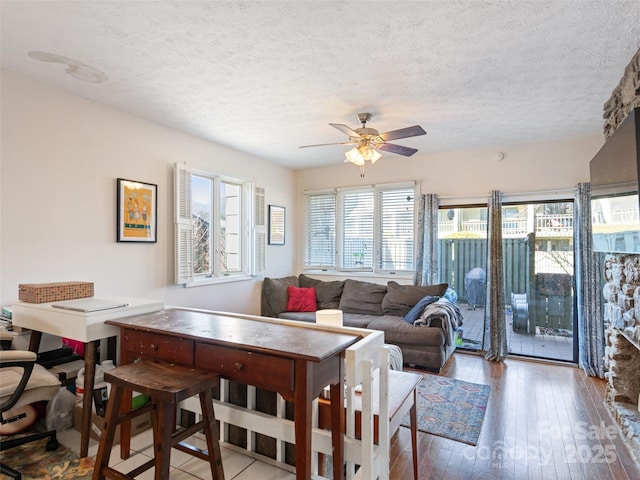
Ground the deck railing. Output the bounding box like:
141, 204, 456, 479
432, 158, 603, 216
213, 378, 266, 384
438, 213, 573, 238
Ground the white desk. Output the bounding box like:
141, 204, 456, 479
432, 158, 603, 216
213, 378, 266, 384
12, 295, 164, 457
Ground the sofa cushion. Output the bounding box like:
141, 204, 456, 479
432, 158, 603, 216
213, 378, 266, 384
286, 286, 316, 312
278, 312, 316, 323
338, 279, 387, 316
261, 276, 299, 317
342, 313, 381, 329
381, 281, 448, 317
299, 274, 345, 310
277, 312, 373, 329
367, 315, 446, 347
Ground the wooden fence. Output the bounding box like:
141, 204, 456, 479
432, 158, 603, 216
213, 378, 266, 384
438, 236, 573, 330
438, 237, 530, 304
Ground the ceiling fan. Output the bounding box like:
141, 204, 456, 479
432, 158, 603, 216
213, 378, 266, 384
299, 113, 426, 176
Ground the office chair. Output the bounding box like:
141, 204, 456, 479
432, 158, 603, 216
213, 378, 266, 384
0, 331, 61, 479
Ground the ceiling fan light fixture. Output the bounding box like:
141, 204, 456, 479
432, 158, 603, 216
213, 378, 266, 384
345, 144, 381, 166
345, 147, 365, 166
365, 147, 382, 164
301, 112, 426, 176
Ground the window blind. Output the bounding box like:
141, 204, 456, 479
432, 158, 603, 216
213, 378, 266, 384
304, 193, 336, 268
340, 190, 373, 270
379, 187, 415, 272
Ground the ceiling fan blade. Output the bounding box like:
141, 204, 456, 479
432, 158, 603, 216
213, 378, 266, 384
329, 123, 361, 138
378, 142, 419, 156
299, 141, 356, 148
379, 125, 426, 141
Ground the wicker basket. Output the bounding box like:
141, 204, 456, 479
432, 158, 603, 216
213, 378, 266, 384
18, 281, 94, 303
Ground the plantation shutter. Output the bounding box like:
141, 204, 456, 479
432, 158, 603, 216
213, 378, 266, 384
378, 186, 415, 272
174, 163, 193, 284
303, 192, 336, 269
253, 185, 266, 275
339, 189, 374, 271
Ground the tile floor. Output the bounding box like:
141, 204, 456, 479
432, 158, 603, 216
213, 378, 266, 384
57, 427, 296, 479
458, 302, 575, 361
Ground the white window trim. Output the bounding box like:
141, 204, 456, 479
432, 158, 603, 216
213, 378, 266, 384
174, 163, 263, 287
303, 181, 417, 276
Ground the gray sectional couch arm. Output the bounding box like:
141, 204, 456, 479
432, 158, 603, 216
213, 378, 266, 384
261, 274, 461, 372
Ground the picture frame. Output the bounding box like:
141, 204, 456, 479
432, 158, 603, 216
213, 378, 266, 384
117, 178, 157, 243
268, 205, 285, 245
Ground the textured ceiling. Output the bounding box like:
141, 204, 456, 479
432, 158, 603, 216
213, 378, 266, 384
2, 1, 640, 170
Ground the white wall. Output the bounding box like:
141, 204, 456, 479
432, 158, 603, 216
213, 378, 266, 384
295, 130, 605, 273
296, 134, 602, 194
0, 71, 296, 314
1, 69, 607, 312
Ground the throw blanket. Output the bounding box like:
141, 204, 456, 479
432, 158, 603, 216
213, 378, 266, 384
414, 298, 464, 346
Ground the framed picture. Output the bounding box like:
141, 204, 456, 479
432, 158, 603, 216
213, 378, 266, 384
268, 205, 285, 245
117, 178, 157, 243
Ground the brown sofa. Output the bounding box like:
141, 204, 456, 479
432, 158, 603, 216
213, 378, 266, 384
261, 274, 461, 372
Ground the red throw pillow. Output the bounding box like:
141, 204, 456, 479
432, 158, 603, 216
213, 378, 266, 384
286, 286, 317, 312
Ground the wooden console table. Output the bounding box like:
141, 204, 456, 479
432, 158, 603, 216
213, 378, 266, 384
106, 307, 361, 480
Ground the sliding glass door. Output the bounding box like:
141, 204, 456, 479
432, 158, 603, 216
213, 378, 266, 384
438, 200, 577, 362
504, 200, 575, 361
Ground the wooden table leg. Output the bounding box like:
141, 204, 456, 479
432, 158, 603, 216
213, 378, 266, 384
27, 330, 42, 353
294, 360, 313, 480
80, 340, 98, 457
27, 331, 96, 458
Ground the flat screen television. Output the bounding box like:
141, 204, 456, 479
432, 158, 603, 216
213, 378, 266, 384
590, 107, 640, 254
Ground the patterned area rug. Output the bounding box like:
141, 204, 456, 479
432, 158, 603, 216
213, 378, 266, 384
401, 375, 490, 445
0, 437, 94, 479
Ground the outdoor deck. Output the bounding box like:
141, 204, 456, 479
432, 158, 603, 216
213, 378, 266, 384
457, 301, 574, 361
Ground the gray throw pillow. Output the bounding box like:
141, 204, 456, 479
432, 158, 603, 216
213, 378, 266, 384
338, 279, 387, 315
299, 274, 345, 310
382, 281, 449, 317
261, 276, 299, 317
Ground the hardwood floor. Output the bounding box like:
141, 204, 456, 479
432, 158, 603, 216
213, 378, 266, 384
389, 352, 640, 480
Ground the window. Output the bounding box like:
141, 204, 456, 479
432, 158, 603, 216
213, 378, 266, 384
175, 164, 263, 285
304, 183, 416, 274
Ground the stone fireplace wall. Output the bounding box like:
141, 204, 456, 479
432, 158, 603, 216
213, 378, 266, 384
603, 48, 640, 137
601, 48, 640, 461
602, 253, 640, 400
602, 253, 640, 461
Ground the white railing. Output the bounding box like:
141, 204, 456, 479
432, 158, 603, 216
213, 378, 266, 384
611, 208, 640, 224
535, 214, 573, 237
439, 214, 573, 238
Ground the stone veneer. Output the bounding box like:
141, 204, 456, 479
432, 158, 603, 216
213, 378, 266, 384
601, 48, 640, 462
603, 48, 640, 138
603, 254, 640, 461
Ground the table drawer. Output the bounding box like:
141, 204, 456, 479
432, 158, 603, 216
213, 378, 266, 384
122, 329, 194, 366
195, 343, 294, 394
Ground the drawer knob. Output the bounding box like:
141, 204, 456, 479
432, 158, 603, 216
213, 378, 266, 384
150, 344, 158, 351
234, 362, 244, 371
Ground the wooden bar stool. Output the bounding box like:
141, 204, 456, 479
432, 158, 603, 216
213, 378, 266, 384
92, 359, 225, 480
